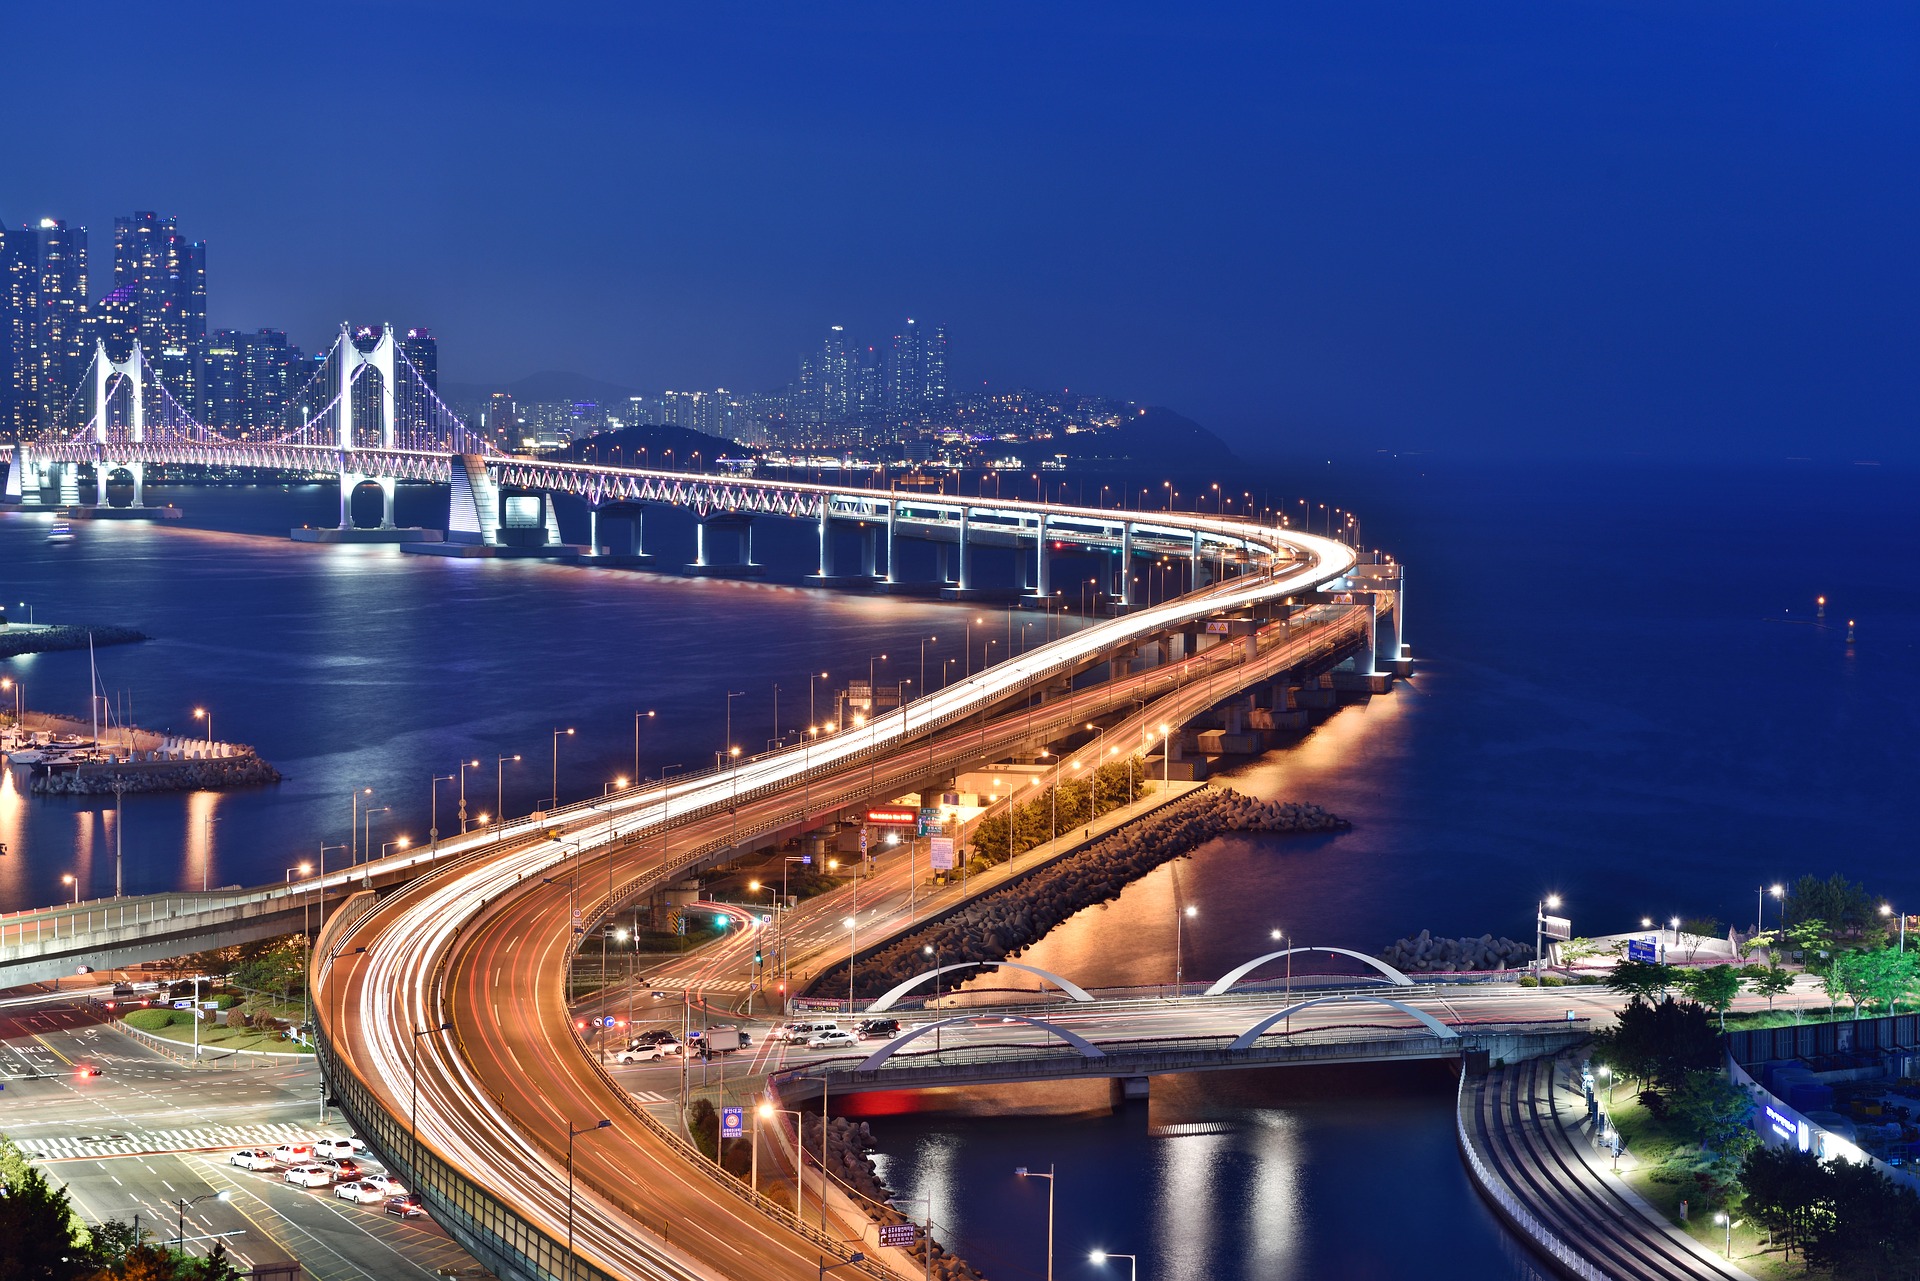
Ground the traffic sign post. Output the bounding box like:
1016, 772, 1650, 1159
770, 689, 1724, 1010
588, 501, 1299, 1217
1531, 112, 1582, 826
721, 1106, 744, 1140
879, 1223, 920, 1249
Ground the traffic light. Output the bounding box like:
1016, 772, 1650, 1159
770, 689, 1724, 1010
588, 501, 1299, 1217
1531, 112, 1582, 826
753, 950, 762, 966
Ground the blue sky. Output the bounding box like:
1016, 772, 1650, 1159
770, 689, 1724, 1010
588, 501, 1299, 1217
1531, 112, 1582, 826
2, 2, 1915, 458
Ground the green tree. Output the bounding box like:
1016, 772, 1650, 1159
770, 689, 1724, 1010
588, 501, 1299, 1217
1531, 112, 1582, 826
1677, 965, 1743, 1031
1604, 959, 1677, 1003
1740, 963, 1794, 1012
1740, 1144, 1827, 1260
686, 1098, 719, 1161
1668, 1070, 1757, 1158
1831, 950, 1878, 1018
1787, 917, 1837, 969
1592, 997, 1719, 1093
1803, 1155, 1920, 1279
1785, 874, 1876, 938
1857, 947, 1920, 1015
0, 1134, 89, 1281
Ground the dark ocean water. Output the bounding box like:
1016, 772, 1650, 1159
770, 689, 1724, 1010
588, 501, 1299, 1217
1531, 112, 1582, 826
3, 458, 1911, 1280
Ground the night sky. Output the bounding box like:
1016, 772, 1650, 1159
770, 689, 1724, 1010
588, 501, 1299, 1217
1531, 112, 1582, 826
3, 2, 1915, 460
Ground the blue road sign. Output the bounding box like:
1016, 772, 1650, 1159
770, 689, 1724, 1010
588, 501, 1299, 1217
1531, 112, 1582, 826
720, 1106, 744, 1140
601, 1016, 616, 1028
1626, 938, 1657, 963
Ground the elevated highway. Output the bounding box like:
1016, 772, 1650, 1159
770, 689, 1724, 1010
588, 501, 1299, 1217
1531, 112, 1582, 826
304, 502, 1387, 1281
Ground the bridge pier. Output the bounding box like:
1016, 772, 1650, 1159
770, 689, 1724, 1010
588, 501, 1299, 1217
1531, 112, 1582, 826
687, 513, 765, 577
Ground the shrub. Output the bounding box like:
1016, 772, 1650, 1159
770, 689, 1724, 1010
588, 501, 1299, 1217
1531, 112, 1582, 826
123, 1009, 174, 1031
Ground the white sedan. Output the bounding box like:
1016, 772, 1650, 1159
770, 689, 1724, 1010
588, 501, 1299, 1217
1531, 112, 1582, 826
333, 1180, 385, 1204
283, 1165, 332, 1188
807, 1029, 858, 1050
228, 1149, 276, 1171
362, 1173, 406, 1197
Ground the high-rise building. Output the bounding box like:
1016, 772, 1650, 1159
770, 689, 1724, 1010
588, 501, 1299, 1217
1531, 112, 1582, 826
887, 318, 922, 415
0, 223, 39, 441
820, 325, 849, 421
924, 324, 949, 409
487, 392, 517, 444
34, 218, 90, 433
110, 213, 207, 413
205, 330, 245, 429
399, 328, 438, 436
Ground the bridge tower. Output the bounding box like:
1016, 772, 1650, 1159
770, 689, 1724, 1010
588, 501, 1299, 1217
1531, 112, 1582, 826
333, 324, 398, 529
91, 339, 147, 507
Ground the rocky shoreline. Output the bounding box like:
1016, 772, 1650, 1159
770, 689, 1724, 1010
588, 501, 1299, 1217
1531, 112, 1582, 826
0, 623, 149, 659
31, 754, 281, 795
1379, 929, 1535, 973
802, 1113, 985, 1280
810, 788, 1349, 1001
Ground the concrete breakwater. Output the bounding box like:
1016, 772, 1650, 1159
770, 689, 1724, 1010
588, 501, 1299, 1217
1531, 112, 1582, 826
31, 753, 281, 795
0, 622, 149, 659
812, 788, 1349, 1001
1379, 930, 1535, 972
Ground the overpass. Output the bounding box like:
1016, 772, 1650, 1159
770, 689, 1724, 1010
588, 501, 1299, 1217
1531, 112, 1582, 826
5, 357, 1413, 1279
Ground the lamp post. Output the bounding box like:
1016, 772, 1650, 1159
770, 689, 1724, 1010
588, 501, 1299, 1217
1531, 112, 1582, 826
565, 1118, 613, 1261
172, 1190, 231, 1253
1883, 903, 1907, 954
496, 754, 521, 827
759, 1102, 811, 1215
1089, 1250, 1137, 1281
410, 1022, 453, 1170
1174, 903, 1196, 996
1714, 1210, 1732, 1258
349, 787, 374, 864
888, 1194, 935, 1281
551, 727, 574, 809
845, 913, 859, 1013
633, 709, 654, 784
725, 691, 745, 765
193, 705, 212, 747
810, 671, 829, 730
919, 635, 937, 700
1013, 1165, 1055, 1281
1535, 894, 1562, 979
1770, 883, 1786, 939
61, 872, 79, 905
362, 806, 389, 870
429, 774, 453, 851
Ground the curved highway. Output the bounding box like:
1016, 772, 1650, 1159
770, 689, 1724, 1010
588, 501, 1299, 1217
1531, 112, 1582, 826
319, 500, 1361, 1280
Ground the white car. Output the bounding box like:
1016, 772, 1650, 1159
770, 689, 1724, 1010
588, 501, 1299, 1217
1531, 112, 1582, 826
228, 1149, 276, 1171
283, 1165, 332, 1188
270, 1144, 313, 1166
313, 1137, 365, 1160
362, 1173, 406, 1197
807, 1029, 858, 1050
333, 1180, 385, 1204
615, 1042, 680, 1063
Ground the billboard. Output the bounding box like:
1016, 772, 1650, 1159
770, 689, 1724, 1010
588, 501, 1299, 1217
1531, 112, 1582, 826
930, 837, 955, 871
866, 807, 918, 827
1539, 914, 1573, 942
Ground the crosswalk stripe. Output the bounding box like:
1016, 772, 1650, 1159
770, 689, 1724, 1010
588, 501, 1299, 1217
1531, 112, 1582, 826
16, 1123, 352, 1164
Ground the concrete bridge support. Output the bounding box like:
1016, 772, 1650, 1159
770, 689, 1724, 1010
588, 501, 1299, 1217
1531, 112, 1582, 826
1119, 522, 1134, 607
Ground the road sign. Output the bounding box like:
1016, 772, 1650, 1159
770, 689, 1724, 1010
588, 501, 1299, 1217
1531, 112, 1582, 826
917, 807, 942, 836
801, 855, 813, 865
720, 1106, 744, 1140
1539, 913, 1572, 942
601, 1016, 616, 1028
879, 1223, 920, 1248
866, 807, 917, 827
1626, 938, 1657, 963
929, 837, 955, 871
859, 829, 869, 854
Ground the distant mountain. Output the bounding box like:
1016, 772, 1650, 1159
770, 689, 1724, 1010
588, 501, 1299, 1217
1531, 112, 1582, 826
567, 424, 753, 463
1018, 406, 1241, 470
442, 370, 640, 407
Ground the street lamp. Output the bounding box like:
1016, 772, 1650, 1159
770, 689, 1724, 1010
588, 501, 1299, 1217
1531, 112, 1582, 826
430, 774, 453, 850
633, 708, 654, 784
61, 872, 79, 905
1174, 903, 1196, 995
350, 786, 374, 864
1770, 883, 1786, 939
496, 753, 521, 826
566, 1118, 614, 1261
1714, 1210, 1733, 1258
193, 706, 212, 747
1013, 1165, 1056, 1281
551, 727, 575, 808
172, 1190, 231, 1252
725, 690, 746, 763
845, 914, 859, 1013
1535, 894, 1562, 979
1883, 903, 1907, 954
410, 1022, 454, 1169
1089, 1250, 1137, 1281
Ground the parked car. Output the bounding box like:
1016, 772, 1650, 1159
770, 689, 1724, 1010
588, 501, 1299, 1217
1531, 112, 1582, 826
807, 1029, 858, 1050
385, 1195, 427, 1219
333, 1180, 384, 1204
270, 1144, 313, 1166
630, 1028, 679, 1046
363, 1173, 406, 1196
316, 1158, 363, 1180
283, 1165, 332, 1188
313, 1136, 364, 1159
615, 1042, 679, 1064
229, 1149, 276, 1171
855, 1018, 900, 1041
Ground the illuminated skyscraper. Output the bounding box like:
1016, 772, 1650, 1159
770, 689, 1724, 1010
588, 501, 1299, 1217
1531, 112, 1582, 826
820, 325, 849, 421
34, 218, 89, 433
0, 223, 38, 440
111, 212, 207, 412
